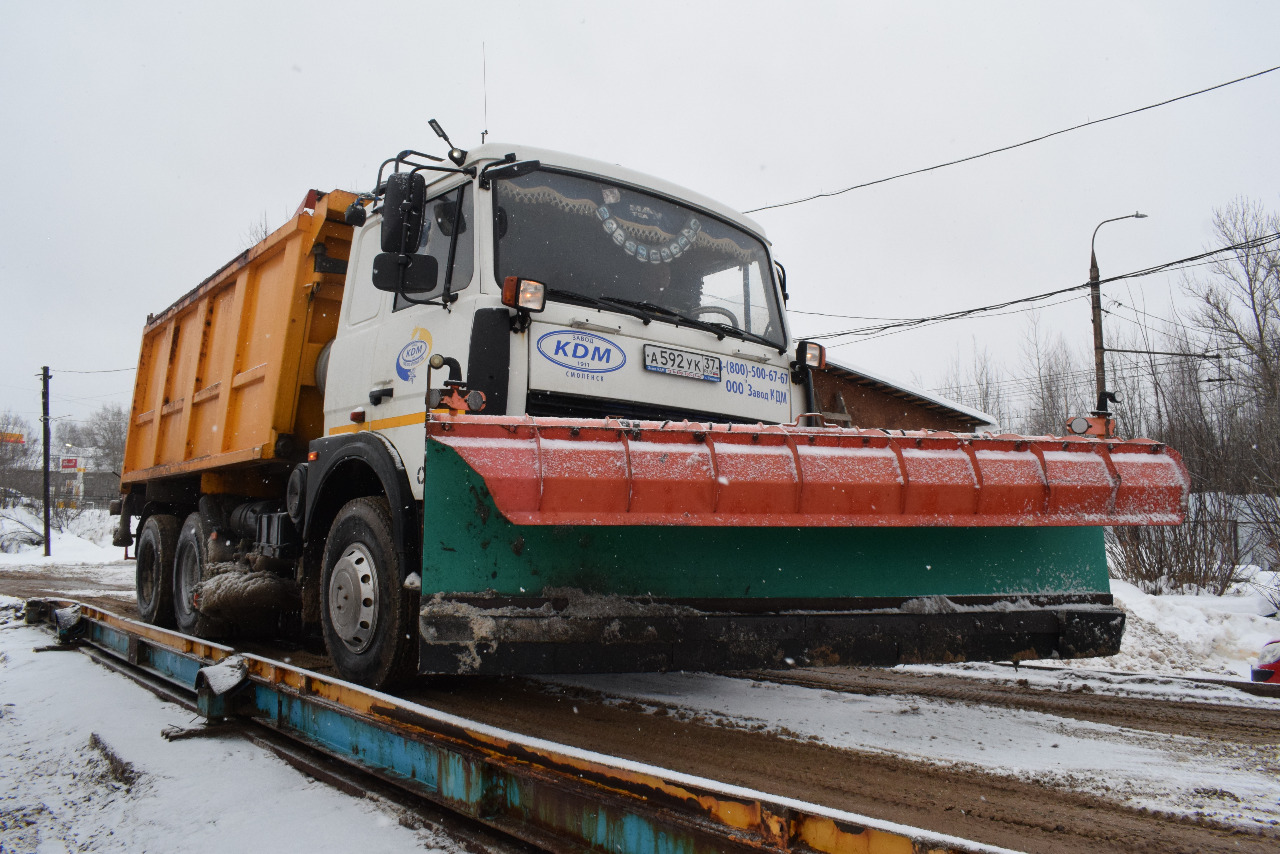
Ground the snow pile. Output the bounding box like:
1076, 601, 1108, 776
0, 507, 126, 566
1062, 578, 1280, 679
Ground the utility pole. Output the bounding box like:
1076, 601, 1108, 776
41, 365, 51, 556
1088, 212, 1147, 413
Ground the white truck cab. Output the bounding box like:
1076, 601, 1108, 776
324, 144, 809, 500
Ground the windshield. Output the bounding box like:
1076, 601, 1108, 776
493, 170, 786, 347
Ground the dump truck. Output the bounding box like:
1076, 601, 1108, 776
113, 140, 1190, 688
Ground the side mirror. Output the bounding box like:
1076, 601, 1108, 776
344, 201, 368, 227
380, 171, 426, 253
371, 252, 439, 294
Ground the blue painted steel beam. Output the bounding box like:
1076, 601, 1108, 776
26, 599, 1018, 854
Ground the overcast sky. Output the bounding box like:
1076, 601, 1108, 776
2, 1, 1278, 435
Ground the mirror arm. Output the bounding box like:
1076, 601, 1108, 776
374, 163, 472, 196
478, 153, 518, 190
440, 187, 466, 312
375, 150, 441, 190
774, 260, 788, 303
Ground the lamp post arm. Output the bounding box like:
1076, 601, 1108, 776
1087, 211, 1147, 413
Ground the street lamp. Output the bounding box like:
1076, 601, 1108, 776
1088, 212, 1147, 414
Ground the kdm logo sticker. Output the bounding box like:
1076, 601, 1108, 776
536, 330, 626, 373
396, 327, 433, 381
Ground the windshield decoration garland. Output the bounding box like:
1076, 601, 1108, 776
596, 205, 701, 264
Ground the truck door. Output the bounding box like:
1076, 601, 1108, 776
325, 223, 388, 439
369, 181, 476, 499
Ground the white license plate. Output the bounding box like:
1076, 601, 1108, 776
643, 344, 722, 381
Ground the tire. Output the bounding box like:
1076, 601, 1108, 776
173, 512, 210, 636
136, 514, 179, 627
321, 497, 417, 689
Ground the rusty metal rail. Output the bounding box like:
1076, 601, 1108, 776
25, 598, 1023, 854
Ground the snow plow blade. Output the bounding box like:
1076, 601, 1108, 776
417, 415, 1186, 675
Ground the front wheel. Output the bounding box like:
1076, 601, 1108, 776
320, 497, 417, 689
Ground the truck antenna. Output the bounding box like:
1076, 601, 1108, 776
429, 119, 468, 167
481, 42, 489, 145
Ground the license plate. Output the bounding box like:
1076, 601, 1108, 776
643, 344, 722, 382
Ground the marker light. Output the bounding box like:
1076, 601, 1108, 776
502, 276, 546, 312
796, 341, 826, 370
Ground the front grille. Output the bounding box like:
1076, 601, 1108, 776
524, 391, 767, 425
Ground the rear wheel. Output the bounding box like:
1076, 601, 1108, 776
321, 497, 417, 689
173, 513, 210, 636
136, 514, 179, 627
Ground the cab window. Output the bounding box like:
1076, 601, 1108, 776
393, 183, 474, 312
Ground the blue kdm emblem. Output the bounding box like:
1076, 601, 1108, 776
396, 329, 433, 381
536, 330, 626, 373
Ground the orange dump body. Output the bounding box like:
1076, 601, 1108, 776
425, 414, 1189, 527
121, 191, 355, 495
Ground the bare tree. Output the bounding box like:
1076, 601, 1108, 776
85, 402, 129, 474
54, 418, 88, 449
935, 341, 1011, 430
243, 211, 271, 249
1179, 198, 1280, 574
1017, 314, 1089, 435
52, 404, 130, 474
1106, 492, 1242, 595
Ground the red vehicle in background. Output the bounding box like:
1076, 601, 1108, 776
1253, 640, 1280, 683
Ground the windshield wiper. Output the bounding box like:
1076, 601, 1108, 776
594, 297, 728, 340
601, 296, 779, 349
545, 288, 651, 324
702, 322, 786, 354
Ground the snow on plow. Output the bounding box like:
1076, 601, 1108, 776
423, 414, 1188, 528
415, 415, 1188, 675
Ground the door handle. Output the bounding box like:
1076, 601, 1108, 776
369, 387, 394, 406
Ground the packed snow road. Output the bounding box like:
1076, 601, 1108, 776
2, 552, 1278, 853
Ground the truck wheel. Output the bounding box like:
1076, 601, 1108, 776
136, 515, 179, 627
173, 513, 210, 636
321, 497, 417, 689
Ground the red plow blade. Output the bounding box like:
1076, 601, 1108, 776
425, 415, 1188, 528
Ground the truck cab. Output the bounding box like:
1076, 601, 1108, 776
322, 144, 804, 502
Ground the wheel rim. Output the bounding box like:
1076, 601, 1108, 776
174, 542, 200, 624
328, 543, 379, 654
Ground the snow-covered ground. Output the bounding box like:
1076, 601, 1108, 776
550, 667, 1280, 827
2, 517, 1278, 845
0, 508, 124, 566
0, 597, 460, 853
548, 575, 1280, 829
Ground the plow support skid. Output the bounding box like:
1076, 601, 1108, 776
425, 415, 1188, 528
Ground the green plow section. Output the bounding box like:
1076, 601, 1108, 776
416, 440, 1122, 675
420, 433, 1109, 598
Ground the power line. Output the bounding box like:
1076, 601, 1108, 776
745, 64, 1280, 214
50, 367, 135, 374
794, 294, 1086, 324
811, 231, 1280, 345
932, 355, 1207, 402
